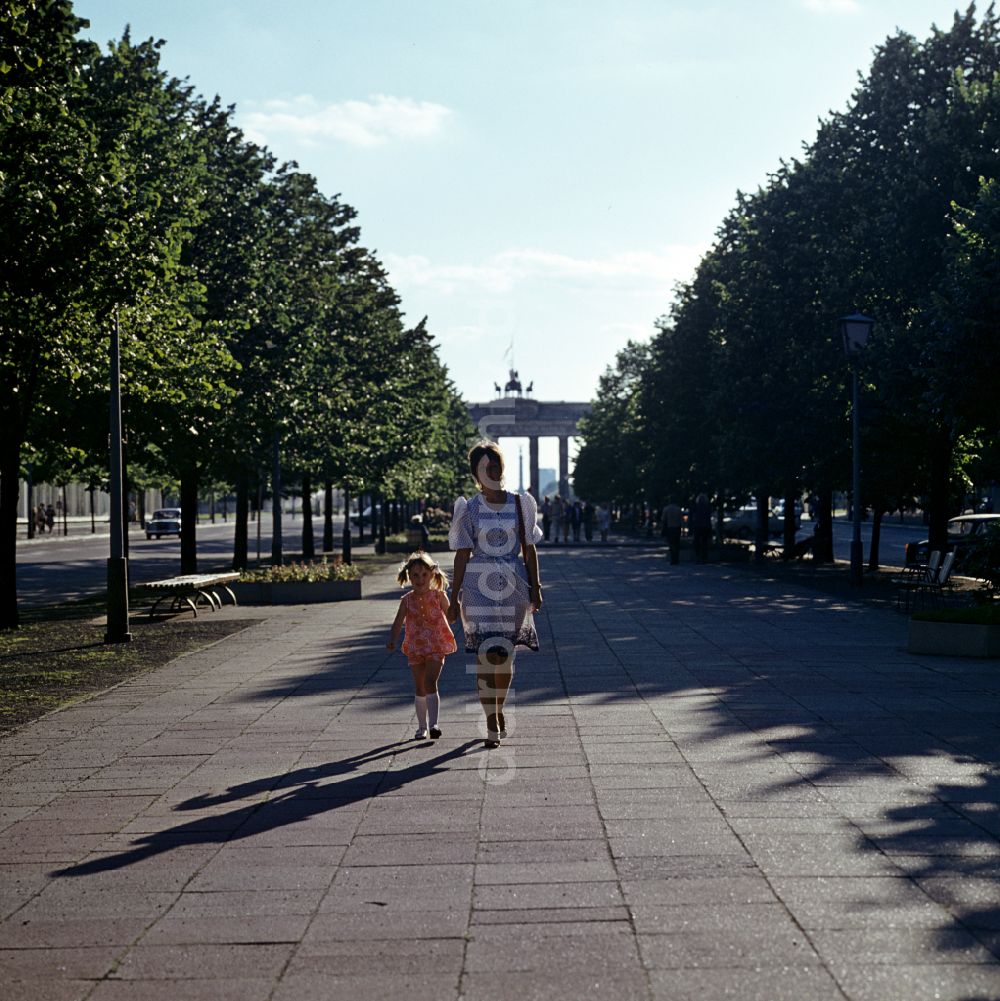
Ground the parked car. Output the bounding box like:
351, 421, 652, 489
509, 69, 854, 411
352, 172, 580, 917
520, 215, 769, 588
722, 505, 785, 540
351, 504, 382, 526
904, 513, 1000, 569
146, 508, 181, 540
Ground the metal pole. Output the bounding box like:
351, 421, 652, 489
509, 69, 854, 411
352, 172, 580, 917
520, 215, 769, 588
256, 476, 263, 567
105, 311, 132, 642
850, 365, 863, 587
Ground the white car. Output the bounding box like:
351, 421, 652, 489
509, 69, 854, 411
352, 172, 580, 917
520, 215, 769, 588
722, 505, 785, 540
146, 508, 181, 540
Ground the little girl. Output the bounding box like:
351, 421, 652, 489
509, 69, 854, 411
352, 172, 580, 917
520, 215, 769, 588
387, 552, 457, 739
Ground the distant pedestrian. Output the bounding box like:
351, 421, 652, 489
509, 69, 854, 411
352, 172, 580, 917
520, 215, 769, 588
571, 501, 583, 542
551, 496, 564, 544
561, 498, 572, 543
582, 500, 595, 542
691, 493, 713, 563
597, 503, 611, 543
661, 499, 683, 565
541, 495, 552, 542
35, 504, 46, 535
45, 503, 55, 533
387, 552, 457, 740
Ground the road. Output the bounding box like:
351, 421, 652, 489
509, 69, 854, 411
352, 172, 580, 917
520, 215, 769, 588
14, 516, 354, 607
14, 511, 920, 610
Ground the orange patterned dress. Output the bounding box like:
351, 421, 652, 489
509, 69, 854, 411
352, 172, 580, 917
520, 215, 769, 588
401, 590, 457, 665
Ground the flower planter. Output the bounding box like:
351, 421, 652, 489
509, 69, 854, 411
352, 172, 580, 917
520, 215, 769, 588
908, 619, 1000, 658
231, 579, 362, 605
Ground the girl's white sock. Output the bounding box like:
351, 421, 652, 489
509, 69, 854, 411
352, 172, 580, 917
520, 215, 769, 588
426, 692, 440, 728
414, 695, 427, 729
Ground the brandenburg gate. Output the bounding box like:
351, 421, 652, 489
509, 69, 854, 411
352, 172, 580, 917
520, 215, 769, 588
467, 371, 591, 499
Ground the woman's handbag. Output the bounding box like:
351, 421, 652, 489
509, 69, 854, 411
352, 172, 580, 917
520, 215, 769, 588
514, 494, 541, 605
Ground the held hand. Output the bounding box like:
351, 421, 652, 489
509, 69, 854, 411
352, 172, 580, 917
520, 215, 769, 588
530, 584, 543, 612
386, 639, 395, 651
447, 598, 460, 624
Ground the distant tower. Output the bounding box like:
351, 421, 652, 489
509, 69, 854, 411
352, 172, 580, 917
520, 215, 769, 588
518, 446, 524, 492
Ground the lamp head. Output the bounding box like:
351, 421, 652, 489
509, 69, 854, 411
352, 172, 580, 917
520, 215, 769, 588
839, 312, 875, 358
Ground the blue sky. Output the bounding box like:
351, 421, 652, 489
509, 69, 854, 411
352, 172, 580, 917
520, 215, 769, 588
80, 0, 968, 475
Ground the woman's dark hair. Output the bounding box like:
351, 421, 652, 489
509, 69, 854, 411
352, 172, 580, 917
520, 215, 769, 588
468, 440, 504, 484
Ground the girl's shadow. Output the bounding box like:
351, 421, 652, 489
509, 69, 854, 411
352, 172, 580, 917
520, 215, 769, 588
53, 739, 479, 878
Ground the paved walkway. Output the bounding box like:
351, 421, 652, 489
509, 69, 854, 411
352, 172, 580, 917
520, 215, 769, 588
1, 548, 999, 1000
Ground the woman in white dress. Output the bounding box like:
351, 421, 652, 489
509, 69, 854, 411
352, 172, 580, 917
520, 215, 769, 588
448, 441, 543, 748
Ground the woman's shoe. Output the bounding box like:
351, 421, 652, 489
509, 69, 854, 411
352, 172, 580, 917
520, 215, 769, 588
429, 726, 442, 740
484, 730, 501, 748
414, 728, 429, 740
497, 713, 507, 739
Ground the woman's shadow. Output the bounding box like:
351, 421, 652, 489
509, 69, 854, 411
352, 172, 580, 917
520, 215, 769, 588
52, 738, 480, 878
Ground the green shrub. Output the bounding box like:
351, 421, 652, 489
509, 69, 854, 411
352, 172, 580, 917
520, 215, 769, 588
912, 604, 1000, 625
962, 524, 1000, 597
240, 558, 361, 584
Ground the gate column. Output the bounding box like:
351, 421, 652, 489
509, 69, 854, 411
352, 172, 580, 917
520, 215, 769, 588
558, 436, 569, 498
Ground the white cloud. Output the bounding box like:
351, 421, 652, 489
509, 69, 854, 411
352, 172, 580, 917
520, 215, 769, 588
384, 244, 706, 298
239, 93, 453, 148
802, 0, 862, 13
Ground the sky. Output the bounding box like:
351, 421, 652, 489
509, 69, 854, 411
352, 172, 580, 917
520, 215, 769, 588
79, 0, 970, 478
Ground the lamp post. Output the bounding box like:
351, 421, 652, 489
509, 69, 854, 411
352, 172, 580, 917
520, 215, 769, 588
105, 310, 132, 643
839, 312, 875, 587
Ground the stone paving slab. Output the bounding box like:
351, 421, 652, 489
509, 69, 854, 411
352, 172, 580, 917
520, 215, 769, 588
1, 548, 1000, 998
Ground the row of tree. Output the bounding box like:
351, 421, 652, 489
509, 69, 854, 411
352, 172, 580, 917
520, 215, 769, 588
575, 4, 1000, 566
0, 1, 473, 628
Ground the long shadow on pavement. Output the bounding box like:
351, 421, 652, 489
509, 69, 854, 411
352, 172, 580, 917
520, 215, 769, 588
51, 738, 480, 878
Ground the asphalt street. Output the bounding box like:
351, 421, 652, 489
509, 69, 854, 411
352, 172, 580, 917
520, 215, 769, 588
13, 516, 915, 609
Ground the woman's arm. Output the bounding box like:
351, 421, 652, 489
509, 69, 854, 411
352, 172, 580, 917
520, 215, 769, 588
523, 543, 543, 611
448, 549, 471, 622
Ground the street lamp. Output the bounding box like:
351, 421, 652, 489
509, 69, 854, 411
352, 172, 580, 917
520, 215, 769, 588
105, 310, 132, 643
839, 312, 875, 587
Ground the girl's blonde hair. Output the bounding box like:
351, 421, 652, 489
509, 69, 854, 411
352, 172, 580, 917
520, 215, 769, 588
397, 551, 449, 590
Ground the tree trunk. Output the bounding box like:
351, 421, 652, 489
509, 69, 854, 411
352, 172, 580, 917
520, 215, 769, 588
180, 467, 198, 574
89, 486, 95, 534
814, 488, 834, 563
754, 490, 770, 563
868, 505, 883, 572
341, 488, 352, 564
358, 491, 366, 543
233, 467, 249, 571
928, 430, 952, 554
302, 473, 315, 560
323, 480, 334, 552
783, 490, 797, 559
0, 433, 21, 629
376, 490, 386, 554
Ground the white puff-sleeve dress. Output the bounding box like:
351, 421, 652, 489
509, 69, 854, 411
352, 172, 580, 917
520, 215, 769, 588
449, 491, 542, 655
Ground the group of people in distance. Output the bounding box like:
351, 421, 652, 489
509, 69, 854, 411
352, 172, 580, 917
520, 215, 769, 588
538, 495, 610, 544
33, 502, 57, 534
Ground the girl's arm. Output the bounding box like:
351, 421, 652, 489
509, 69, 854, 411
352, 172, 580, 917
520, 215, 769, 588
448, 549, 471, 622
386, 598, 407, 650
523, 543, 543, 611
438, 589, 450, 614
